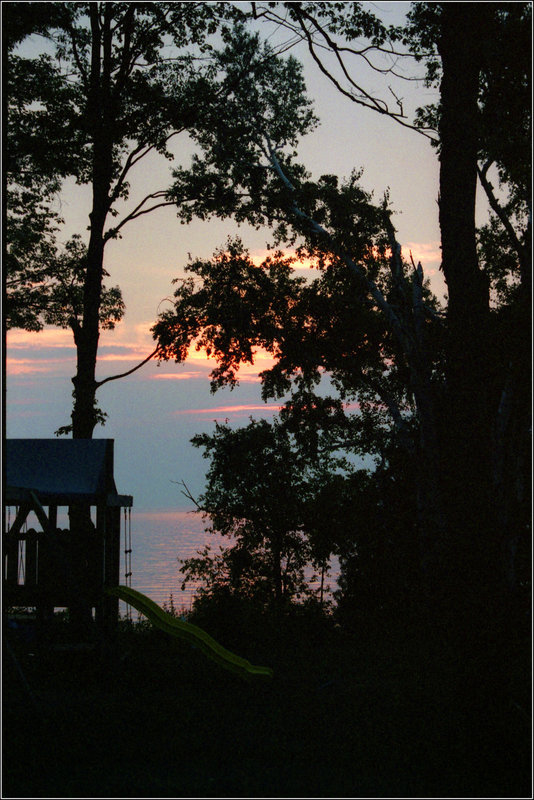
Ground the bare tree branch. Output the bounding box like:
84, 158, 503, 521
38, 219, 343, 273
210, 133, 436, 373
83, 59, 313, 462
95, 345, 163, 388
172, 479, 205, 512
109, 127, 187, 209
477, 161, 529, 273
252, 2, 416, 62
104, 192, 175, 241
253, 2, 437, 140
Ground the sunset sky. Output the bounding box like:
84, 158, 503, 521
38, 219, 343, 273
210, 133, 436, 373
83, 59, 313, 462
6, 3, 462, 511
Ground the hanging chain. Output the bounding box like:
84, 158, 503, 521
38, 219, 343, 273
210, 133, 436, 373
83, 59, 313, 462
123, 507, 133, 621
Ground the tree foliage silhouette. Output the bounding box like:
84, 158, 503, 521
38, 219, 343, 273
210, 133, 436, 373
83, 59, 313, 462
181, 417, 353, 610
5, 2, 315, 437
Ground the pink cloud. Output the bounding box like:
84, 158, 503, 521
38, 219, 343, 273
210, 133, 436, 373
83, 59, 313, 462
6, 356, 74, 376
148, 366, 262, 384
173, 403, 283, 417
230, 373, 262, 384
403, 241, 442, 265
151, 371, 205, 381
174, 399, 361, 419
97, 349, 158, 363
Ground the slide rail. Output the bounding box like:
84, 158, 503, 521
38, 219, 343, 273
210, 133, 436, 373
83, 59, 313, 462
106, 585, 273, 680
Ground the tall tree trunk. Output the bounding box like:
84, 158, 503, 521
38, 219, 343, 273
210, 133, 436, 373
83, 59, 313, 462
71, 3, 113, 440
271, 534, 283, 609
412, 379, 447, 587
71, 234, 105, 439
436, 3, 495, 613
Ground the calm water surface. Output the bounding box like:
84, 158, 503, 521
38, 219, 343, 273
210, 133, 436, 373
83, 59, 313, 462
125, 510, 223, 612
123, 510, 340, 616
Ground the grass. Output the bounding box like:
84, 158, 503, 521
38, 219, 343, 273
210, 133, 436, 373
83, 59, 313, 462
3, 603, 531, 798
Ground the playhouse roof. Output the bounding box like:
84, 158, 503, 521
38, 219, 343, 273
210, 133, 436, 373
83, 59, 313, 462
5, 439, 133, 507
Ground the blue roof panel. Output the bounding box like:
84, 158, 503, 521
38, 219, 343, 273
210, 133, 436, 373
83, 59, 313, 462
4, 439, 124, 504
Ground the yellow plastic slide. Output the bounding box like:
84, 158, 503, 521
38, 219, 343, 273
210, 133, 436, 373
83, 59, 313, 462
106, 585, 274, 680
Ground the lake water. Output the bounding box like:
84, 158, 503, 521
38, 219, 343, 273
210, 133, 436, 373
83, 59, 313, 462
124, 510, 222, 612
5, 507, 340, 616
123, 510, 340, 616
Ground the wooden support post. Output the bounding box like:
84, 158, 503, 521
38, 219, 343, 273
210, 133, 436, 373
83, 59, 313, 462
8, 504, 31, 538
5, 536, 18, 590
40, 507, 58, 622
25, 530, 37, 587
29, 492, 53, 535
48, 505, 57, 531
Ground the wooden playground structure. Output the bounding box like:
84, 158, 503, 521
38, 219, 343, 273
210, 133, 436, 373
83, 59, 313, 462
4, 439, 133, 629
4, 440, 275, 681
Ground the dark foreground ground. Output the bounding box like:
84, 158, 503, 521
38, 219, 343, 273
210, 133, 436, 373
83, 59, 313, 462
3, 605, 531, 798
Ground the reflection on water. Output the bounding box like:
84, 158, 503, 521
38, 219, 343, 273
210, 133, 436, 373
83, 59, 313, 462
124, 510, 225, 612
123, 510, 340, 615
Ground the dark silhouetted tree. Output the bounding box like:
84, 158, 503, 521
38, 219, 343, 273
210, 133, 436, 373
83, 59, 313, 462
153, 2, 531, 620
181, 417, 350, 610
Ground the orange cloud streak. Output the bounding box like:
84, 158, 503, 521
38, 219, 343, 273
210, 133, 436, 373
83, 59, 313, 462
6, 329, 74, 349
249, 248, 323, 272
